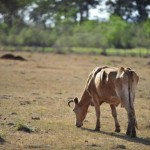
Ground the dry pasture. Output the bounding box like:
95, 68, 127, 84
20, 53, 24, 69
0, 51, 150, 150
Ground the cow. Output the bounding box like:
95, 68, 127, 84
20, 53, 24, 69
68, 66, 139, 138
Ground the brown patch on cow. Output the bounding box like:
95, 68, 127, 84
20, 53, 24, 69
101, 70, 107, 83
120, 66, 125, 71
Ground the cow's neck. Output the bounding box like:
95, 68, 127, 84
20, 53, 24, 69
78, 89, 91, 105
78, 90, 91, 111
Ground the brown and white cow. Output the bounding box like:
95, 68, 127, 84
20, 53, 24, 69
68, 66, 139, 138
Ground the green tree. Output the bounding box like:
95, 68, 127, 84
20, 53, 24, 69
30, 0, 100, 26
106, 0, 150, 21
0, 0, 34, 27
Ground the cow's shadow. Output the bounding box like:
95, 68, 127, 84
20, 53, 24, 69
81, 127, 150, 146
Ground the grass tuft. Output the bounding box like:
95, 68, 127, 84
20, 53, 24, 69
16, 123, 35, 133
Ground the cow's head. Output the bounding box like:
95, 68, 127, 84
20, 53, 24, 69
68, 97, 84, 128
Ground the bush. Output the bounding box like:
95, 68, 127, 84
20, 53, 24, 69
0, 17, 150, 50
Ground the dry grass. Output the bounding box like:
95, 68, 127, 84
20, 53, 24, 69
0, 51, 150, 149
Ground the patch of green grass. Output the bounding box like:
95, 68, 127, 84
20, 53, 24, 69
16, 123, 35, 133
0, 45, 150, 57
72, 47, 102, 54
107, 48, 150, 56
0, 45, 53, 52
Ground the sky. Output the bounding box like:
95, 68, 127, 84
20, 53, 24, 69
89, 0, 110, 21
89, 5, 109, 21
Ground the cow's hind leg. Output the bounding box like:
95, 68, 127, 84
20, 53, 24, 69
126, 121, 136, 138
110, 105, 120, 132
126, 122, 131, 136
126, 113, 136, 138
124, 103, 137, 138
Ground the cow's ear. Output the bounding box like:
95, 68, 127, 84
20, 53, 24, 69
74, 97, 78, 104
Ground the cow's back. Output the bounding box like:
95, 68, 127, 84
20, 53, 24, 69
94, 67, 121, 104
95, 67, 138, 106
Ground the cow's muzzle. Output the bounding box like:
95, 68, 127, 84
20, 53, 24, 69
76, 122, 83, 128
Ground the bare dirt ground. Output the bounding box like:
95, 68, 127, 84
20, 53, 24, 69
0, 51, 150, 150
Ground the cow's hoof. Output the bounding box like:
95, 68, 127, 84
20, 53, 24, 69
126, 131, 130, 136
130, 131, 137, 138
115, 128, 121, 133
129, 133, 137, 138
126, 131, 136, 138
130, 135, 136, 138
94, 128, 100, 132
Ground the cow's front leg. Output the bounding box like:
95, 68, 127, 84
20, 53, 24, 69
94, 105, 100, 131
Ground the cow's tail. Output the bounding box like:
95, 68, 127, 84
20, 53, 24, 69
127, 70, 138, 129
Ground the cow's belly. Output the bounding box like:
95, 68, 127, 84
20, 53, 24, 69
102, 96, 121, 106
97, 88, 121, 106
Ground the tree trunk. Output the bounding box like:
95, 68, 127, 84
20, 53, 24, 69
136, 0, 148, 21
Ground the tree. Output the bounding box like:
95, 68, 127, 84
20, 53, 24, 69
106, 0, 150, 21
0, 0, 34, 27
30, 0, 100, 26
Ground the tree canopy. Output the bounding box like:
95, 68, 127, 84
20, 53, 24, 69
0, 0, 150, 27
106, 0, 150, 21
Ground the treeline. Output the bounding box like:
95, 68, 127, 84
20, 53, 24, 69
0, 0, 150, 50
0, 16, 150, 49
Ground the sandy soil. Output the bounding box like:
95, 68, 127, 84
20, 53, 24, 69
0, 51, 150, 149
